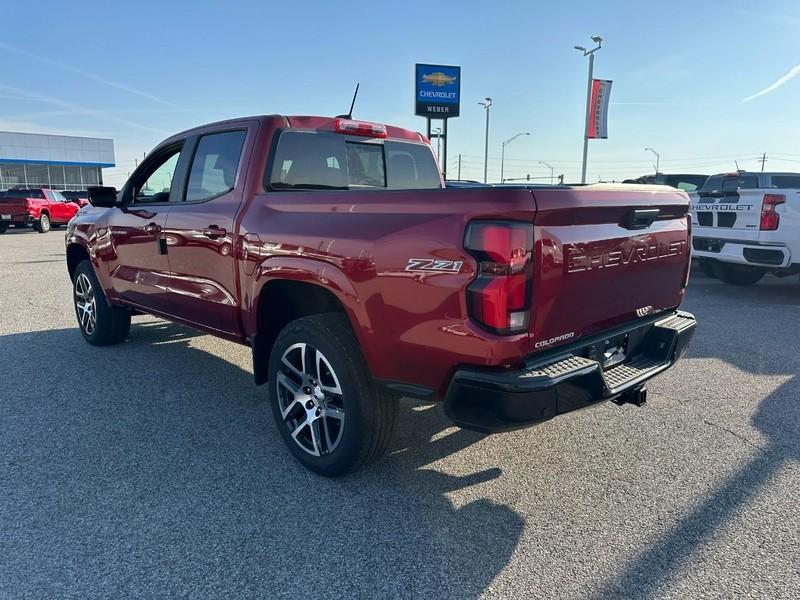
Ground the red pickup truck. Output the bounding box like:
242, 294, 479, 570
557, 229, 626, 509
0, 188, 84, 233
65, 115, 696, 475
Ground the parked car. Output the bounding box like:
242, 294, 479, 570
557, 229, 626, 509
0, 188, 83, 233
65, 114, 696, 475
61, 191, 90, 206
623, 173, 709, 192
690, 171, 800, 285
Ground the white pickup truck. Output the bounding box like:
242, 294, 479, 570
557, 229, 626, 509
690, 171, 800, 285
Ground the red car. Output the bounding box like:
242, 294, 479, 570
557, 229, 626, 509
65, 115, 696, 475
0, 188, 84, 233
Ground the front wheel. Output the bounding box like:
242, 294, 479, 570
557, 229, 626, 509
73, 260, 131, 345
34, 213, 50, 233
267, 314, 398, 476
0, 222, 7, 234
713, 262, 766, 286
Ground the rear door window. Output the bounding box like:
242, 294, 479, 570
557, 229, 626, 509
185, 130, 247, 202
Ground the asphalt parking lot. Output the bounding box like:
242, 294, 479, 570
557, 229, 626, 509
1, 228, 798, 599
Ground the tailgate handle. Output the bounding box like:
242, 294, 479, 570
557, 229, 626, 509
622, 208, 660, 230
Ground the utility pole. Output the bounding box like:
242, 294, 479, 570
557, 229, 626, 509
457, 154, 462, 180
574, 35, 603, 184
759, 152, 767, 172
479, 98, 493, 183
539, 161, 554, 185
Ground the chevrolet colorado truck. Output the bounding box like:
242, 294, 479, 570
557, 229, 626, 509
65, 115, 696, 476
690, 171, 800, 285
0, 188, 82, 233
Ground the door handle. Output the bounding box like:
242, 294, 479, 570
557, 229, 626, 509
144, 222, 162, 234
202, 225, 227, 240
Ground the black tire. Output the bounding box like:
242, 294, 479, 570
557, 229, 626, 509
73, 260, 131, 346
0, 222, 7, 234
712, 262, 766, 286
267, 313, 398, 476
34, 213, 51, 233
698, 259, 717, 278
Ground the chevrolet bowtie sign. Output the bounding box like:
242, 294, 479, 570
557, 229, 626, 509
415, 63, 461, 118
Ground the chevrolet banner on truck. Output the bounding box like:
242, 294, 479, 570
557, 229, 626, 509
588, 79, 612, 139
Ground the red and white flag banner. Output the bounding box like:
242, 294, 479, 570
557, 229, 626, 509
588, 79, 612, 139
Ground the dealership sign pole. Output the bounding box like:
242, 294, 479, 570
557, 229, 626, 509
415, 64, 461, 179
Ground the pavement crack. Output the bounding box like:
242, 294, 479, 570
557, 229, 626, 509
702, 419, 768, 452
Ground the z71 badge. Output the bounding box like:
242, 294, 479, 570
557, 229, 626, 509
405, 258, 464, 273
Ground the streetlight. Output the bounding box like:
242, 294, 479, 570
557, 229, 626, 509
431, 127, 442, 158
500, 132, 530, 183
478, 97, 493, 183
574, 35, 603, 184
645, 147, 660, 174
539, 161, 554, 185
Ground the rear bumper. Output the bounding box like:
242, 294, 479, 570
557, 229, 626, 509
0, 213, 33, 226
443, 311, 696, 433
693, 237, 791, 268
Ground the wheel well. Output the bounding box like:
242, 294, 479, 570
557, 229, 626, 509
252, 280, 348, 385
66, 244, 90, 281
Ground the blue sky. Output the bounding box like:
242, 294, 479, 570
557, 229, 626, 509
2, 0, 800, 185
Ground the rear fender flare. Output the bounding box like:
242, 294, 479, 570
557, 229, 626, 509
246, 256, 372, 341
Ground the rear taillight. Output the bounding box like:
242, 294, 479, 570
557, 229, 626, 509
682, 216, 692, 289
334, 118, 387, 138
464, 221, 533, 335
760, 194, 785, 231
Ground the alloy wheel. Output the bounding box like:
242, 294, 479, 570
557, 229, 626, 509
276, 343, 345, 456
74, 273, 97, 336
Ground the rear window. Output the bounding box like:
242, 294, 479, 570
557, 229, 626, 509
769, 175, 800, 189
701, 175, 759, 192
268, 131, 441, 191
2, 189, 45, 199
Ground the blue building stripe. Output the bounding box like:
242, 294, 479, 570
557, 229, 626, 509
0, 158, 115, 167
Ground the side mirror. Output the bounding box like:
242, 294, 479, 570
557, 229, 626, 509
87, 186, 119, 208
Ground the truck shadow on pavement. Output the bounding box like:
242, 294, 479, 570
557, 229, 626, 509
0, 321, 522, 599
592, 277, 800, 598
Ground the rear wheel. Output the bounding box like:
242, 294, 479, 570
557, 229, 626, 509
34, 213, 51, 233
73, 260, 131, 345
0, 223, 7, 234
713, 262, 766, 286
267, 313, 397, 476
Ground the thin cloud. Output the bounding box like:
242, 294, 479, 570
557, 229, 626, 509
742, 63, 800, 103
0, 41, 181, 109
0, 84, 168, 135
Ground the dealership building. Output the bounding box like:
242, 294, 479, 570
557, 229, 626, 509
0, 131, 115, 191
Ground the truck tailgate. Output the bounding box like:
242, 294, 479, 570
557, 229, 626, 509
690, 189, 763, 231
529, 184, 690, 352
0, 198, 29, 219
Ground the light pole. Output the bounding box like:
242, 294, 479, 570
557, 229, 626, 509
539, 160, 554, 185
431, 127, 442, 158
479, 97, 493, 183
574, 35, 603, 184
645, 147, 660, 174
500, 132, 530, 183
